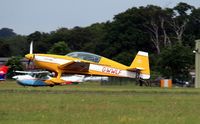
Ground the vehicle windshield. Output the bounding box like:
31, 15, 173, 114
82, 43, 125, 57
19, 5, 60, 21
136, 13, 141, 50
66, 52, 101, 63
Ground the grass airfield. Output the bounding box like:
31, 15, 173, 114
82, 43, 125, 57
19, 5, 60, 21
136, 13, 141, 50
0, 80, 200, 124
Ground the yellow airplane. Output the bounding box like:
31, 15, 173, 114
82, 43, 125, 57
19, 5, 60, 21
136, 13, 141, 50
25, 42, 150, 86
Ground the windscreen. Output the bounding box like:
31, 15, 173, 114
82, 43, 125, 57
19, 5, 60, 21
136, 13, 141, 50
67, 52, 101, 63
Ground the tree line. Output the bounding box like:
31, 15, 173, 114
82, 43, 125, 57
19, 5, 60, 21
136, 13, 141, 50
1, 2, 199, 81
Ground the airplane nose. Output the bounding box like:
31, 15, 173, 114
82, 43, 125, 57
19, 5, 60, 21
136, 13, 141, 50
25, 54, 34, 60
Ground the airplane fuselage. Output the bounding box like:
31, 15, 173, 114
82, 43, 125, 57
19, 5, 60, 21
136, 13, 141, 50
31, 54, 136, 79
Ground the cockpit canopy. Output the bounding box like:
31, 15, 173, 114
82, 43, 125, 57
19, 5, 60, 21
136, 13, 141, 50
66, 52, 101, 63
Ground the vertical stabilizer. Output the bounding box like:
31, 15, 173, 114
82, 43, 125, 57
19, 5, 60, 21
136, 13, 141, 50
128, 51, 150, 79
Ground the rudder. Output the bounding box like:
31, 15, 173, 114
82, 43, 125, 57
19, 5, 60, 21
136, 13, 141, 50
128, 51, 150, 79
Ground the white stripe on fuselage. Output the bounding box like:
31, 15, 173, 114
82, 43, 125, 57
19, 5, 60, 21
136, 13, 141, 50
35, 55, 71, 65
89, 64, 136, 78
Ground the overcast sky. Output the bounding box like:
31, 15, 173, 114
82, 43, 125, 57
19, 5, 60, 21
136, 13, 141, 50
0, 0, 199, 35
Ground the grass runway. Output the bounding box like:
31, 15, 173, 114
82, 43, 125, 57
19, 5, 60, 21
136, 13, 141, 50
0, 80, 200, 124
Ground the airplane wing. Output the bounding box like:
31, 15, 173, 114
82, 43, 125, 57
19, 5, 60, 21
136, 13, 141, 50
58, 61, 90, 72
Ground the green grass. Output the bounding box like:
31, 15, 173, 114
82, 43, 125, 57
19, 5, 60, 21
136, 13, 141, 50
1, 80, 200, 124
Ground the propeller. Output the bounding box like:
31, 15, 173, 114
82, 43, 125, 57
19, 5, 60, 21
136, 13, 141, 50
29, 41, 33, 54
26, 41, 34, 70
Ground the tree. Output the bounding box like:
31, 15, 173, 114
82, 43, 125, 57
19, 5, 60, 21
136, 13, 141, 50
184, 8, 200, 47
169, 2, 194, 44
6, 56, 23, 78
48, 28, 70, 45
27, 31, 42, 42
99, 9, 152, 58
0, 41, 11, 57
158, 44, 194, 80
103, 5, 174, 55
6, 35, 28, 56
141, 5, 164, 54
27, 31, 53, 53
67, 27, 94, 51
138, 5, 175, 54
112, 52, 135, 66
190, 8, 200, 24
48, 41, 71, 55
84, 23, 106, 53
0, 28, 16, 38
